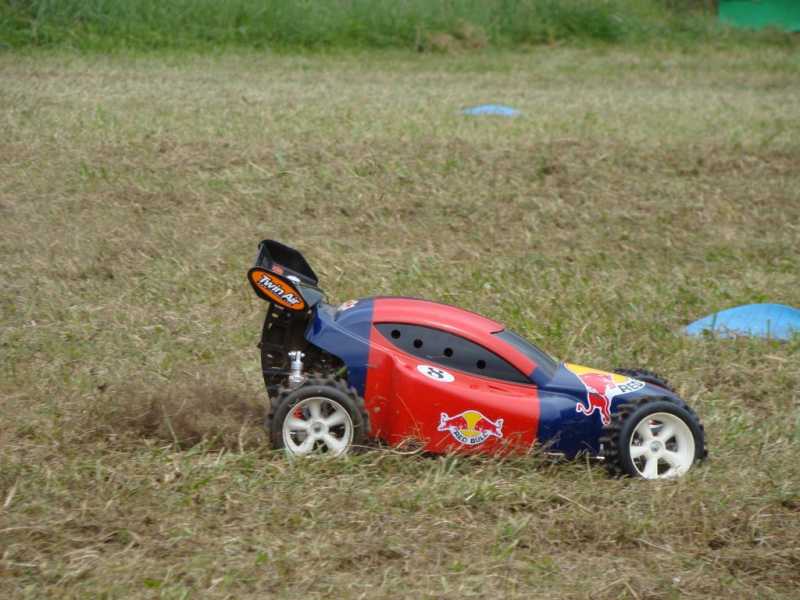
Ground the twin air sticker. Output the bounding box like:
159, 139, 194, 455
565, 363, 645, 425
248, 268, 306, 311
417, 364, 455, 383
438, 410, 504, 446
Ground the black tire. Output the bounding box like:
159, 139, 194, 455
601, 396, 706, 479
268, 377, 369, 456
614, 368, 675, 393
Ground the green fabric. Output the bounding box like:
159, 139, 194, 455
719, 0, 800, 31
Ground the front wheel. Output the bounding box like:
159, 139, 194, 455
601, 397, 706, 479
269, 377, 369, 457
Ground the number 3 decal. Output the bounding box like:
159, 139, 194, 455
417, 364, 455, 383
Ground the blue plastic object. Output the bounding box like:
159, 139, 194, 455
685, 303, 800, 340
463, 104, 521, 117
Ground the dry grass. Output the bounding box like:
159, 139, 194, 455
77, 375, 267, 451
1, 47, 799, 598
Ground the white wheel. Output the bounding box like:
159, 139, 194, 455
282, 396, 354, 457
627, 412, 696, 479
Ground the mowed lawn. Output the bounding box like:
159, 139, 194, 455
1, 48, 799, 598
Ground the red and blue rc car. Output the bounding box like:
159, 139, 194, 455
248, 240, 707, 479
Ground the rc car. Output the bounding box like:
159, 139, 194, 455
248, 240, 707, 479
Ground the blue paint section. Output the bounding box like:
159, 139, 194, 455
529, 365, 551, 387
637, 382, 680, 402
534, 365, 600, 456
533, 365, 680, 457
536, 391, 599, 456
306, 299, 374, 397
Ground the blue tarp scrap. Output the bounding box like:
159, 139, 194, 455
685, 303, 800, 340
463, 104, 521, 117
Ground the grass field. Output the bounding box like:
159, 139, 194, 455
0, 0, 788, 50
1, 46, 799, 598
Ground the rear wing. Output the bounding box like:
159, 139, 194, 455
254, 240, 318, 284
247, 240, 324, 311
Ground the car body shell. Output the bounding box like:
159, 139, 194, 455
305, 296, 677, 457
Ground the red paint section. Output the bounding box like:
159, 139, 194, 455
364, 298, 540, 453
373, 296, 504, 334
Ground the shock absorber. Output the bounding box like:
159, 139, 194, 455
287, 350, 306, 386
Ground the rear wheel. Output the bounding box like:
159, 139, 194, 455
269, 377, 369, 457
601, 397, 706, 479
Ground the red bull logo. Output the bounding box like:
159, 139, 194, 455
566, 364, 645, 425
438, 410, 503, 446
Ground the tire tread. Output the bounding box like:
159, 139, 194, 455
266, 375, 370, 452
601, 395, 707, 478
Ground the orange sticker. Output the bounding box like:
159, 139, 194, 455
248, 269, 306, 311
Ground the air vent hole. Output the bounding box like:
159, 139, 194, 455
443, 347, 453, 357
476, 359, 486, 369
391, 329, 401, 339
413, 339, 423, 349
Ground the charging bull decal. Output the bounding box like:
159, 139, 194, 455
438, 410, 504, 446
566, 364, 645, 425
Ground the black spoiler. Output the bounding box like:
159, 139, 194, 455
254, 239, 318, 285
248, 240, 324, 311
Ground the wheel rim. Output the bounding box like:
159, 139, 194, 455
628, 412, 696, 479
282, 396, 354, 457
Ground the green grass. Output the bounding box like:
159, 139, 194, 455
0, 0, 793, 51
1, 46, 799, 598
